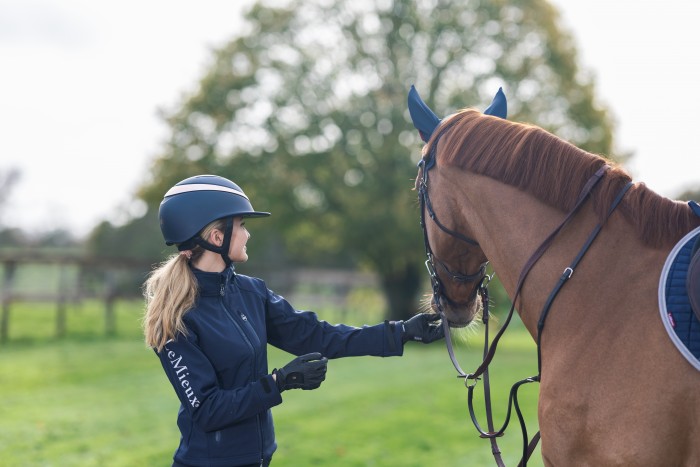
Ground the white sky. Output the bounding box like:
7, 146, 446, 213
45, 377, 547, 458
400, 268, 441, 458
1, 0, 699, 238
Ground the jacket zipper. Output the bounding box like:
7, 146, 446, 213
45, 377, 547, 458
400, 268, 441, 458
219, 274, 265, 460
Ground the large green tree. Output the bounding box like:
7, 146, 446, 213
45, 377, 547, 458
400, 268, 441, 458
139, 0, 616, 319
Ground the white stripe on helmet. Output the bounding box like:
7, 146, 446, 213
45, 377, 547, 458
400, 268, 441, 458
164, 183, 249, 199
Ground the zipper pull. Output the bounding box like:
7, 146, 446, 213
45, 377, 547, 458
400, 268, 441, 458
220, 283, 225, 296
240, 313, 248, 321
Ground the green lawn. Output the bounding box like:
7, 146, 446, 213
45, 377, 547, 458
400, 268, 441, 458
0, 301, 543, 466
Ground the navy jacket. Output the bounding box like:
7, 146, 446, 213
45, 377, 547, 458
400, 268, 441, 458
156, 265, 404, 466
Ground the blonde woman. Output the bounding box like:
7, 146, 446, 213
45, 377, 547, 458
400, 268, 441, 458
143, 175, 443, 467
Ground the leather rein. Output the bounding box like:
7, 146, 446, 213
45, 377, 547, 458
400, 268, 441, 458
418, 138, 632, 466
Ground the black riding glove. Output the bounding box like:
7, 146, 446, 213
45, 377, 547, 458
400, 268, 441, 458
273, 352, 328, 392
401, 313, 444, 344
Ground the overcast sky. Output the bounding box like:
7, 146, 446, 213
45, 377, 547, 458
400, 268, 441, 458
1, 0, 699, 238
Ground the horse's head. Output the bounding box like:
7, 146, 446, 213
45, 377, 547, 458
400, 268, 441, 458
408, 85, 507, 327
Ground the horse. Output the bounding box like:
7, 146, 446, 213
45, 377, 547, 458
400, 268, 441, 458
408, 86, 700, 466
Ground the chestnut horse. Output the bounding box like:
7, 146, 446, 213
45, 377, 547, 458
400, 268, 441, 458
409, 87, 700, 466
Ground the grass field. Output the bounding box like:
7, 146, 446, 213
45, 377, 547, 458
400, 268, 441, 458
0, 300, 544, 466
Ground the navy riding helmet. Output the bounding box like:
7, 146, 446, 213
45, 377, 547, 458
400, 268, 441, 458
159, 175, 270, 263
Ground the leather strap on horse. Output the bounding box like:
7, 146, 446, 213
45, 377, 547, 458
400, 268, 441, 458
480, 284, 506, 467
464, 164, 611, 382
535, 181, 633, 372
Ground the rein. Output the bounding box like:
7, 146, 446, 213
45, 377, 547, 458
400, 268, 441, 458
419, 147, 633, 466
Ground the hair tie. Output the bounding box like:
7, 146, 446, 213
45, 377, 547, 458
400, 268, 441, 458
179, 250, 193, 260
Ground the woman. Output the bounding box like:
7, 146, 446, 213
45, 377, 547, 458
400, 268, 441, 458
143, 174, 443, 467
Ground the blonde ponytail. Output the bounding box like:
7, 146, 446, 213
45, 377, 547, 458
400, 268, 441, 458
142, 254, 198, 351
142, 218, 226, 351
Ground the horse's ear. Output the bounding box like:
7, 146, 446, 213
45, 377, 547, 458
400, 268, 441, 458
408, 85, 442, 142
483, 87, 507, 119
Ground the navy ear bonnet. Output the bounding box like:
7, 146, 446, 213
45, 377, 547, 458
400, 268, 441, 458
159, 174, 270, 247
407, 86, 442, 143
483, 88, 507, 119
407, 85, 507, 143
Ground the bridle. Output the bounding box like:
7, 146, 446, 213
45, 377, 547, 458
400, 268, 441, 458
418, 128, 489, 315
417, 134, 633, 467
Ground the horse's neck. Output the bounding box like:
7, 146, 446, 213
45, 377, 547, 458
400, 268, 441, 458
441, 170, 664, 336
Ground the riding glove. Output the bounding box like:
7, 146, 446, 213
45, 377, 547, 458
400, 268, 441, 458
273, 352, 328, 392
401, 313, 444, 344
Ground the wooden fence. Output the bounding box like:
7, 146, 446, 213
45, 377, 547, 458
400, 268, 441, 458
0, 251, 381, 343
0, 251, 150, 343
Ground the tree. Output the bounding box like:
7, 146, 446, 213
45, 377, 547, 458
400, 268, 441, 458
85, 208, 166, 265
139, 0, 617, 319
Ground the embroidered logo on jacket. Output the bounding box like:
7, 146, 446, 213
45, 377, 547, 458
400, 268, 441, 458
167, 350, 201, 408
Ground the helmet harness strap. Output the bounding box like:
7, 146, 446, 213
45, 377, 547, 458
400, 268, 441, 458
178, 217, 235, 267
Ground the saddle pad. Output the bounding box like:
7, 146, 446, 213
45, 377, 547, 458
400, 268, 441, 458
689, 239, 700, 317
658, 226, 700, 371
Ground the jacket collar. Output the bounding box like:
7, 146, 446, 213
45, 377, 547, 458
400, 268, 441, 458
192, 264, 236, 297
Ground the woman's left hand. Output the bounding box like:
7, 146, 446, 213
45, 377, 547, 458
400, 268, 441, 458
401, 313, 444, 344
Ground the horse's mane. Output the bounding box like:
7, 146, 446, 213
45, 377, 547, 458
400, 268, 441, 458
426, 109, 699, 249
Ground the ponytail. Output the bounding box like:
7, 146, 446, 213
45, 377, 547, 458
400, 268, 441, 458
142, 218, 227, 351
142, 254, 198, 351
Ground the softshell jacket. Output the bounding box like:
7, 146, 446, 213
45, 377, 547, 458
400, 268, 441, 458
156, 265, 405, 467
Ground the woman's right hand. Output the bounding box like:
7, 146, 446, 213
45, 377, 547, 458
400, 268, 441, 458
273, 352, 328, 392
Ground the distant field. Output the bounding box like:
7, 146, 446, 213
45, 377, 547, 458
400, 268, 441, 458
0, 300, 543, 466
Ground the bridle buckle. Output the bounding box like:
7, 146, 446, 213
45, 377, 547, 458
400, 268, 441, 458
465, 374, 480, 389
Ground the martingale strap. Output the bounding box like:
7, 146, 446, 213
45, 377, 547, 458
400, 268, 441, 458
462, 167, 633, 466
464, 164, 610, 381
534, 180, 633, 372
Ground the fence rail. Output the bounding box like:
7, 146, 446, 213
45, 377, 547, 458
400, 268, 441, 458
0, 251, 380, 343
0, 251, 151, 343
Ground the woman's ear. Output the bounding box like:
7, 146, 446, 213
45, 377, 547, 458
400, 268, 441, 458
208, 229, 224, 247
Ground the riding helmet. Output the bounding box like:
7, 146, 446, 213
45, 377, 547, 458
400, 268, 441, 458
159, 174, 270, 247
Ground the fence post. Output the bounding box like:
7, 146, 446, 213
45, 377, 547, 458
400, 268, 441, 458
55, 262, 68, 338
1, 260, 17, 344
104, 270, 117, 336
